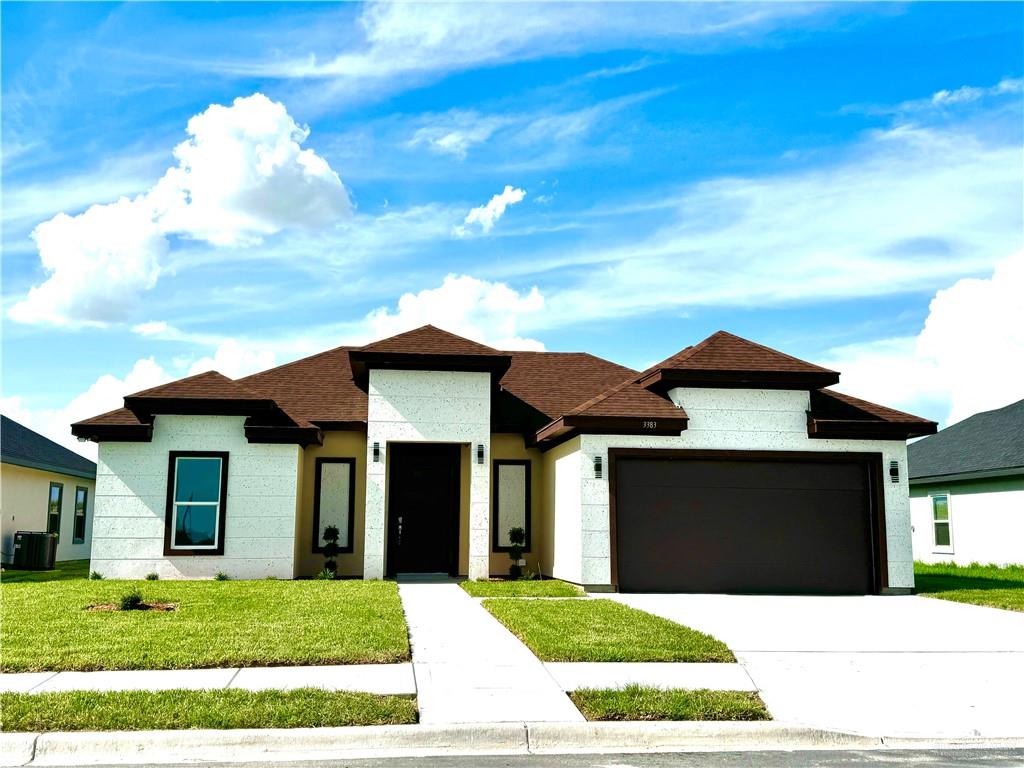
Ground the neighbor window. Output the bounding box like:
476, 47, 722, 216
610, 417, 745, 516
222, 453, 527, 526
73, 486, 88, 544
493, 460, 531, 552
47, 482, 63, 537
312, 457, 355, 553
165, 452, 228, 555
931, 494, 952, 552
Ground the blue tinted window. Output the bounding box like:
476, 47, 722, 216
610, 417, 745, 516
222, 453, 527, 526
173, 504, 218, 547
175, 458, 222, 503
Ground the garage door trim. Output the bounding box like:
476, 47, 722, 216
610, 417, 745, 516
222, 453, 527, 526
607, 448, 889, 593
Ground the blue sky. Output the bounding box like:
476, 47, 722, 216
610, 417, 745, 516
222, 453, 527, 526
2, 2, 1022, 457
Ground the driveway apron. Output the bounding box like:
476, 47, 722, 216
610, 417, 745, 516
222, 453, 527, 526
398, 582, 584, 724
611, 593, 1024, 738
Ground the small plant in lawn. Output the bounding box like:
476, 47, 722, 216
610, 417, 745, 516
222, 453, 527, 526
321, 525, 341, 576
89, 571, 104, 580
119, 590, 144, 611
145, 573, 159, 581
316, 568, 336, 580
507, 526, 526, 579
214, 572, 229, 581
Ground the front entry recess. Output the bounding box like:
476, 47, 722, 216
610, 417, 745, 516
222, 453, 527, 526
387, 443, 461, 576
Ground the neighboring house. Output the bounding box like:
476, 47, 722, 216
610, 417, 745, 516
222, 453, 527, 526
72, 326, 936, 593
1, 415, 97, 564
909, 398, 1024, 566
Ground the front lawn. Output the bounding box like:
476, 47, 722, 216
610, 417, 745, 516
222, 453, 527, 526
914, 562, 1024, 613
570, 686, 769, 722
482, 598, 733, 662
1, 559, 89, 584
461, 579, 584, 597
1, 580, 410, 672
0, 689, 417, 731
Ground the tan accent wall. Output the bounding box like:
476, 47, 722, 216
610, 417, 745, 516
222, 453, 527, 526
489, 434, 545, 577
540, 436, 582, 578
1, 462, 95, 563
457, 444, 470, 576
297, 431, 367, 578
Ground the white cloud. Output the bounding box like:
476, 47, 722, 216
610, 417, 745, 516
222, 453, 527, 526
364, 274, 545, 350
843, 77, 1024, 116
931, 78, 1022, 107
406, 111, 508, 159
187, 338, 277, 379
131, 320, 172, 337
823, 252, 1024, 426
0, 358, 171, 460
455, 186, 526, 237
8, 93, 350, 327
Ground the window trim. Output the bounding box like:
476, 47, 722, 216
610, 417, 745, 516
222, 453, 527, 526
492, 459, 532, 553
930, 492, 954, 554
163, 451, 229, 557
312, 457, 356, 554
73, 486, 89, 544
47, 482, 64, 537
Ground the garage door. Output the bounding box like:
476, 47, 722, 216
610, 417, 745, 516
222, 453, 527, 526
613, 453, 880, 594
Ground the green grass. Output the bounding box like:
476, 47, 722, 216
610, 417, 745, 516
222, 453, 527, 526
461, 579, 584, 597
482, 598, 733, 662
914, 561, 1024, 613
1, 559, 89, 584
0, 580, 410, 672
0, 689, 417, 732
570, 686, 770, 722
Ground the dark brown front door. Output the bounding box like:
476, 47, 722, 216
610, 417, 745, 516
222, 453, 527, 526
613, 452, 880, 594
387, 443, 461, 576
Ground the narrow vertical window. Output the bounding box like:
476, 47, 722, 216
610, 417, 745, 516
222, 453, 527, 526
164, 452, 229, 556
47, 482, 63, 537
493, 460, 531, 552
932, 494, 952, 552
312, 458, 355, 553
73, 486, 88, 544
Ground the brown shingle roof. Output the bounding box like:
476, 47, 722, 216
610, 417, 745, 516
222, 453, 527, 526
360, 325, 502, 356
499, 352, 637, 420
567, 377, 684, 419
75, 407, 146, 427
814, 389, 935, 424
127, 371, 270, 402
656, 330, 837, 375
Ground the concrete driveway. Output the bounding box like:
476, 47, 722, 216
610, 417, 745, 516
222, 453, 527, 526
610, 593, 1024, 738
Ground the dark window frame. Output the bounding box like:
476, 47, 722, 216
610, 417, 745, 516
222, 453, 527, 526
163, 451, 229, 557
492, 459, 532, 553
312, 457, 356, 554
47, 482, 64, 537
73, 486, 89, 544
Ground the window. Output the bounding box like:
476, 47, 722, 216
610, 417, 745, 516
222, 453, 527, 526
312, 458, 355, 553
932, 493, 953, 552
164, 452, 228, 556
73, 487, 89, 544
493, 460, 531, 552
47, 482, 63, 537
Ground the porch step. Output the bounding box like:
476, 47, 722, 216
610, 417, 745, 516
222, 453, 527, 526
395, 572, 456, 583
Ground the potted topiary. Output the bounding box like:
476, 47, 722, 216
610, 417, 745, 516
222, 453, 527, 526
507, 526, 526, 579
321, 524, 340, 578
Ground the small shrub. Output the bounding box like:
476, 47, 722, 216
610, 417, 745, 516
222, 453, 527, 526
89, 571, 104, 580
316, 568, 336, 580
119, 589, 144, 611
264, 575, 279, 580
322, 525, 340, 575
145, 572, 159, 581
214, 572, 229, 581
507, 526, 526, 579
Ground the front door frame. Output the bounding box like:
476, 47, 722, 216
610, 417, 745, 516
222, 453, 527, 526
385, 442, 462, 577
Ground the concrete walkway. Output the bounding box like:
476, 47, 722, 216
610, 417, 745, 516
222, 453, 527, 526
544, 662, 755, 692
398, 581, 584, 724
0, 664, 415, 695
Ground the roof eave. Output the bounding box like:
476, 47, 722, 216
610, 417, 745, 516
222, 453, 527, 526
534, 413, 689, 447
643, 369, 841, 393
909, 466, 1024, 485
123, 396, 279, 421
348, 351, 512, 380
1, 455, 96, 480
807, 416, 938, 441
70, 422, 155, 443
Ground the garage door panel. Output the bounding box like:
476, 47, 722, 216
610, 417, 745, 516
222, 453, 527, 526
615, 456, 877, 594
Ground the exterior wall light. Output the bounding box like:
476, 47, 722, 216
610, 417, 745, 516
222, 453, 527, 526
476, 444, 485, 465
593, 455, 603, 479
373, 442, 381, 463
889, 460, 899, 483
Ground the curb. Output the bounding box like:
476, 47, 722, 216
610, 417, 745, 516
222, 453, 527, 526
3, 723, 1023, 766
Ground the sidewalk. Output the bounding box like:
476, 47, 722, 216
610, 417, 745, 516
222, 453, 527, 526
398, 581, 584, 724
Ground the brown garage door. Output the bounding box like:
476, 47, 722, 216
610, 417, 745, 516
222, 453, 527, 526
613, 452, 882, 594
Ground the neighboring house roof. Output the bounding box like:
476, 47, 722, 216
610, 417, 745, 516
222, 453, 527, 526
909, 398, 1024, 482
71, 326, 936, 448
1, 415, 97, 480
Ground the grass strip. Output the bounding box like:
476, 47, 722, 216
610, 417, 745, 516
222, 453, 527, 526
461, 579, 584, 597
0, 688, 417, 732
483, 598, 733, 662
570, 685, 769, 722
914, 561, 1024, 613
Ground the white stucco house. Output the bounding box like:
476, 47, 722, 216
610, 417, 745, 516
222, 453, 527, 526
1, 415, 97, 564
72, 326, 936, 593
909, 398, 1024, 566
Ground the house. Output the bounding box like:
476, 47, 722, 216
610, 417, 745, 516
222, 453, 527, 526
1, 415, 97, 564
908, 398, 1024, 566
71, 326, 936, 593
